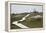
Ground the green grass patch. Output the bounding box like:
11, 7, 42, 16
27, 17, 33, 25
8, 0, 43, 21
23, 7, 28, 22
10, 13, 43, 29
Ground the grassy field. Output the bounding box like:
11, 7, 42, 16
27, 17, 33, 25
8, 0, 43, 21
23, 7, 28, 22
10, 12, 43, 29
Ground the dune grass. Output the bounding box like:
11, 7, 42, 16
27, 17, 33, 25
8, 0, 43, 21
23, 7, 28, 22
10, 13, 43, 29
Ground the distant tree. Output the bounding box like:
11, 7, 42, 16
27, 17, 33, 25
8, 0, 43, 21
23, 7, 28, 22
12, 13, 15, 15
33, 9, 38, 13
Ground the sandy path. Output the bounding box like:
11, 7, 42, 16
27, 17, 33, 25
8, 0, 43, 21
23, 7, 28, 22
12, 14, 30, 28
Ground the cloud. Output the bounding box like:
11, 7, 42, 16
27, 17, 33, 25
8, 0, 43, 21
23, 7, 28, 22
11, 5, 43, 14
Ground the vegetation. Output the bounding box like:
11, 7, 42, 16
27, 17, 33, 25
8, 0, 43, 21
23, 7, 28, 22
10, 11, 43, 29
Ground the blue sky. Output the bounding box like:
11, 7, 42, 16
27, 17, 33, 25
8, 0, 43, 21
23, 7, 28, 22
11, 5, 43, 14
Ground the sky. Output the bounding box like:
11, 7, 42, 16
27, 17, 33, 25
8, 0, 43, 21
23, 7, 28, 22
11, 5, 43, 14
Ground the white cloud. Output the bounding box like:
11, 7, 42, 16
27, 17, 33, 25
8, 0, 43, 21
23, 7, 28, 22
11, 5, 43, 14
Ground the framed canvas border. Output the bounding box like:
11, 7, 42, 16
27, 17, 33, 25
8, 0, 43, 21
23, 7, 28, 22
5, 1, 45, 32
